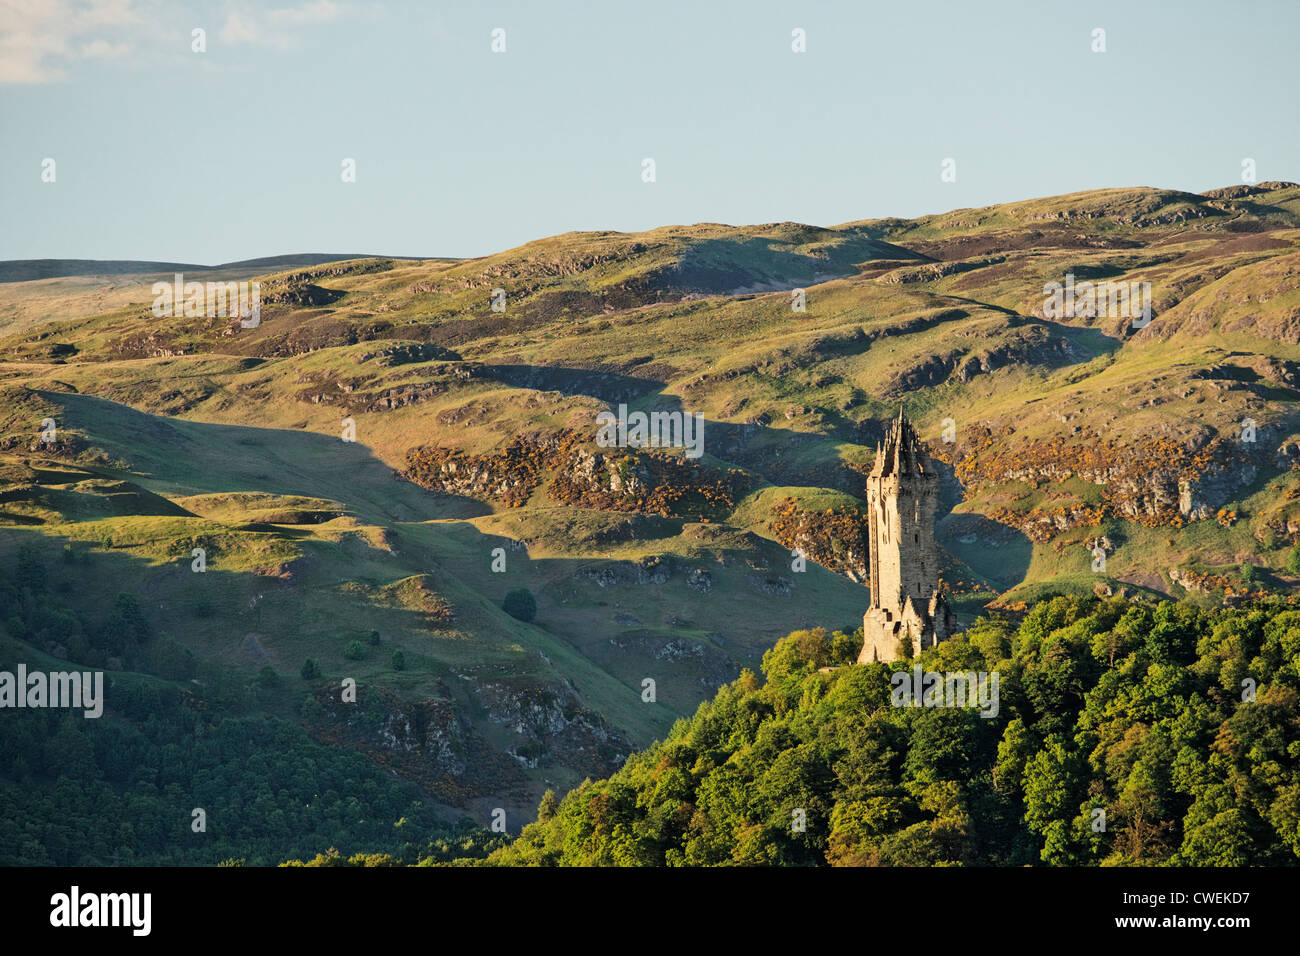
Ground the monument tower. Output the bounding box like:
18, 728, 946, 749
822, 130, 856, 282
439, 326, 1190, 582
858, 409, 956, 663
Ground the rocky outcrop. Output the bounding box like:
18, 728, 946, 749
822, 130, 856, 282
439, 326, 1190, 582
551, 446, 748, 520
876, 255, 1006, 284
405, 429, 748, 519
351, 342, 460, 366
404, 431, 578, 507
477, 680, 630, 777
749, 574, 794, 597
577, 555, 674, 588
768, 497, 868, 581
939, 423, 1285, 530
884, 324, 1077, 396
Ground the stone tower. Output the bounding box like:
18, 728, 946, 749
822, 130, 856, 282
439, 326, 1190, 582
858, 409, 956, 663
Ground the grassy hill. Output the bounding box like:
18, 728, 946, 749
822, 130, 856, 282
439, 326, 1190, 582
4, 181, 1300, 848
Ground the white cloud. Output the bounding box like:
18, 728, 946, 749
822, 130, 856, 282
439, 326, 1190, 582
218, 0, 344, 50
0, 0, 348, 84
79, 37, 130, 59
0, 0, 141, 83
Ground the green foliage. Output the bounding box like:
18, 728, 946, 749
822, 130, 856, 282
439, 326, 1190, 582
489, 595, 1300, 867
538, 789, 559, 823
391, 649, 406, 671
502, 588, 537, 623
0, 547, 502, 867
343, 640, 365, 661
1288, 546, 1300, 575
300, 658, 320, 680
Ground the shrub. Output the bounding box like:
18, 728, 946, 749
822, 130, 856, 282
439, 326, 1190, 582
300, 658, 320, 680
343, 640, 365, 661
503, 588, 537, 622
392, 650, 406, 671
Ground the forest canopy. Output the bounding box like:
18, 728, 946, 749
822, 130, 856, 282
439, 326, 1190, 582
488, 595, 1300, 866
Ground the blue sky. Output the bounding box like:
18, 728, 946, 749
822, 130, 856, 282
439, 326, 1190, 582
1, 0, 1297, 263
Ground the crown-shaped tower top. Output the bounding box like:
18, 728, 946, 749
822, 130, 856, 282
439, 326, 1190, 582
870, 407, 933, 478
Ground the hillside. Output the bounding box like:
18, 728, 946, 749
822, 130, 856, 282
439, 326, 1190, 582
4, 182, 1300, 847
488, 594, 1300, 866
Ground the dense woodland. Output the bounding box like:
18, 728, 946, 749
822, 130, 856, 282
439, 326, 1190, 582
0, 544, 505, 866
489, 596, 1300, 866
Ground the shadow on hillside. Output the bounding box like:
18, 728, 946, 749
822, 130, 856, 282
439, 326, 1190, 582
925, 456, 1033, 593
472, 363, 878, 491
43, 391, 491, 523
477, 365, 661, 405
936, 512, 1034, 592
13, 389, 870, 690
1038, 319, 1124, 361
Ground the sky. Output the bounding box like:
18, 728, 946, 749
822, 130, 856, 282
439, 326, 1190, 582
1, 0, 1297, 263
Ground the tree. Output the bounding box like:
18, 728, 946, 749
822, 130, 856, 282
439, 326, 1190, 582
343, 640, 365, 661
391, 650, 406, 671
537, 789, 559, 823
1288, 545, 1300, 575
503, 588, 537, 622
368, 630, 382, 646
1023, 736, 1088, 865
300, 658, 320, 680
896, 625, 915, 661
15, 544, 46, 593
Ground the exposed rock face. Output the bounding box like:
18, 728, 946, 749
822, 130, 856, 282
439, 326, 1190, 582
880, 323, 1077, 397
877, 255, 1006, 284
374, 700, 468, 776
617, 633, 740, 691
317, 691, 472, 786
403, 432, 573, 506
749, 575, 794, 597
768, 497, 868, 581
1167, 565, 1259, 598
351, 342, 459, 366
939, 423, 1288, 532
313, 676, 630, 799
259, 281, 341, 308
578, 555, 674, 588
404, 429, 748, 518
550, 446, 748, 519
859, 410, 956, 663
477, 680, 630, 777
687, 569, 713, 592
